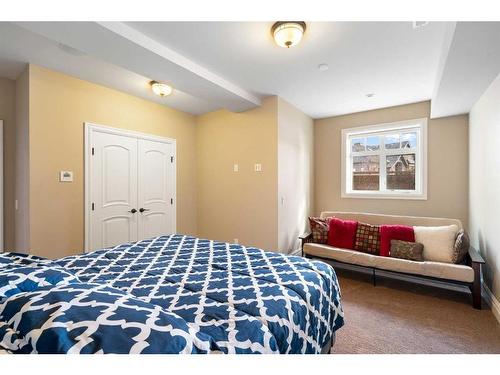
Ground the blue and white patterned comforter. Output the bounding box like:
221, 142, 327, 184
0, 234, 344, 354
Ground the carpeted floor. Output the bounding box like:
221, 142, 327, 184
331, 267, 500, 354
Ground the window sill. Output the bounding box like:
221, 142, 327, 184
341, 192, 427, 200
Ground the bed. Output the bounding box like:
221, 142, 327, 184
0, 234, 344, 354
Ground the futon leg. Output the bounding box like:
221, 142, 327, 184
471, 262, 482, 309
372, 268, 376, 287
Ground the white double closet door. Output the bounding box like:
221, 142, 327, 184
88, 125, 175, 251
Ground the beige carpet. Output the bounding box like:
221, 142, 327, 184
331, 268, 500, 354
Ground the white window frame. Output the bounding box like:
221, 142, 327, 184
341, 118, 428, 200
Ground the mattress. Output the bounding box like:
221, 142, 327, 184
0, 234, 344, 354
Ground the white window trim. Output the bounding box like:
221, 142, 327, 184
341, 118, 428, 200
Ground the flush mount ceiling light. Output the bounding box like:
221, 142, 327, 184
318, 63, 329, 71
150, 81, 173, 97
271, 21, 306, 48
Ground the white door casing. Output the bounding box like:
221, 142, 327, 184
85, 123, 176, 252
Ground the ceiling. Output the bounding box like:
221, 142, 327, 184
1, 21, 499, 119
0, 23, 219, 115
127, 21, 447, 118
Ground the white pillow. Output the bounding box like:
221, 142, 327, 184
414, 225, 458, 263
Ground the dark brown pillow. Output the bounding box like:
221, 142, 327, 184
354, 222, 381, 254
452, 230, 470, 264
308, 217, 332, 244
390, 240, 424, 261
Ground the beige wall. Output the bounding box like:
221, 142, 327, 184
8, 66, 472, 264
196, 97, 279, 251
28, 65, 198, 258
314, 101, 469, 227
15, 68, 30, 253
469, 73, 500, 302
277, 98, 313, 254
0, 77, 16, 251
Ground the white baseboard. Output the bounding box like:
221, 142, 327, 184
482, 282, 500, 324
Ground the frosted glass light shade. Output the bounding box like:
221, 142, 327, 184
272, 22, 306, 48
151, 81, 173, 97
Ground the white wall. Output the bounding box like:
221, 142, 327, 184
469, 72, 500, 302
277, 98, 314, 254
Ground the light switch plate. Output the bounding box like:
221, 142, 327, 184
233, 164, 239, 172
254, 163, 262, 172
60, 170, 74, 182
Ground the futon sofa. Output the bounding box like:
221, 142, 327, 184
300, 212, 485, 309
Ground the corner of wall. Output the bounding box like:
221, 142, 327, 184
276, 98, 314, 254
14, 64, 30, 253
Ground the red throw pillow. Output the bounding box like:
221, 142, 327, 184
380, 225, 415, 257
327, 218, 358, 250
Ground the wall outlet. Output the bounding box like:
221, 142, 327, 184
254, 163, 262, 172
234, 238, 239, 244
233, 164, 239, 172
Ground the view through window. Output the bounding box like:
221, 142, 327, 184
342, 119, 427, 199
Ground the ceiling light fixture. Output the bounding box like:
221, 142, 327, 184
365, 93, 375, 98
150, 81, 173, 97
271, 21, 306, 48
318, 63, 329, 71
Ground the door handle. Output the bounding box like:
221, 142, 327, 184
128, 208, 137, 214
139, 208, 150, 213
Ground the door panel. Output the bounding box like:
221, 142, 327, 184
144, 149, 167, 202
103, 145, 133, 206
138, 139, 175, 239
90, 131, 138, 250
141, 212, 168, 239
102, 216, 132, 247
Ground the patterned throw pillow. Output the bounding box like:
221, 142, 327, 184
308, 217, 332, 244
0, 265, 81, 299
452, 230, 470, 264
390, 240, 424, 261
354, 222, 381, 254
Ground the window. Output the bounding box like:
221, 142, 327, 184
341, 118, 427, 199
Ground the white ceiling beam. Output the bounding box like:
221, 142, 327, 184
16, 21, 261, 112
431, 22, 500, 118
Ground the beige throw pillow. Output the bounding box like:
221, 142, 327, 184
414, 225, 458, 263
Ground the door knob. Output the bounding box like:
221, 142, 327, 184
128, 208, 137, 214
139, 208, 150, 213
